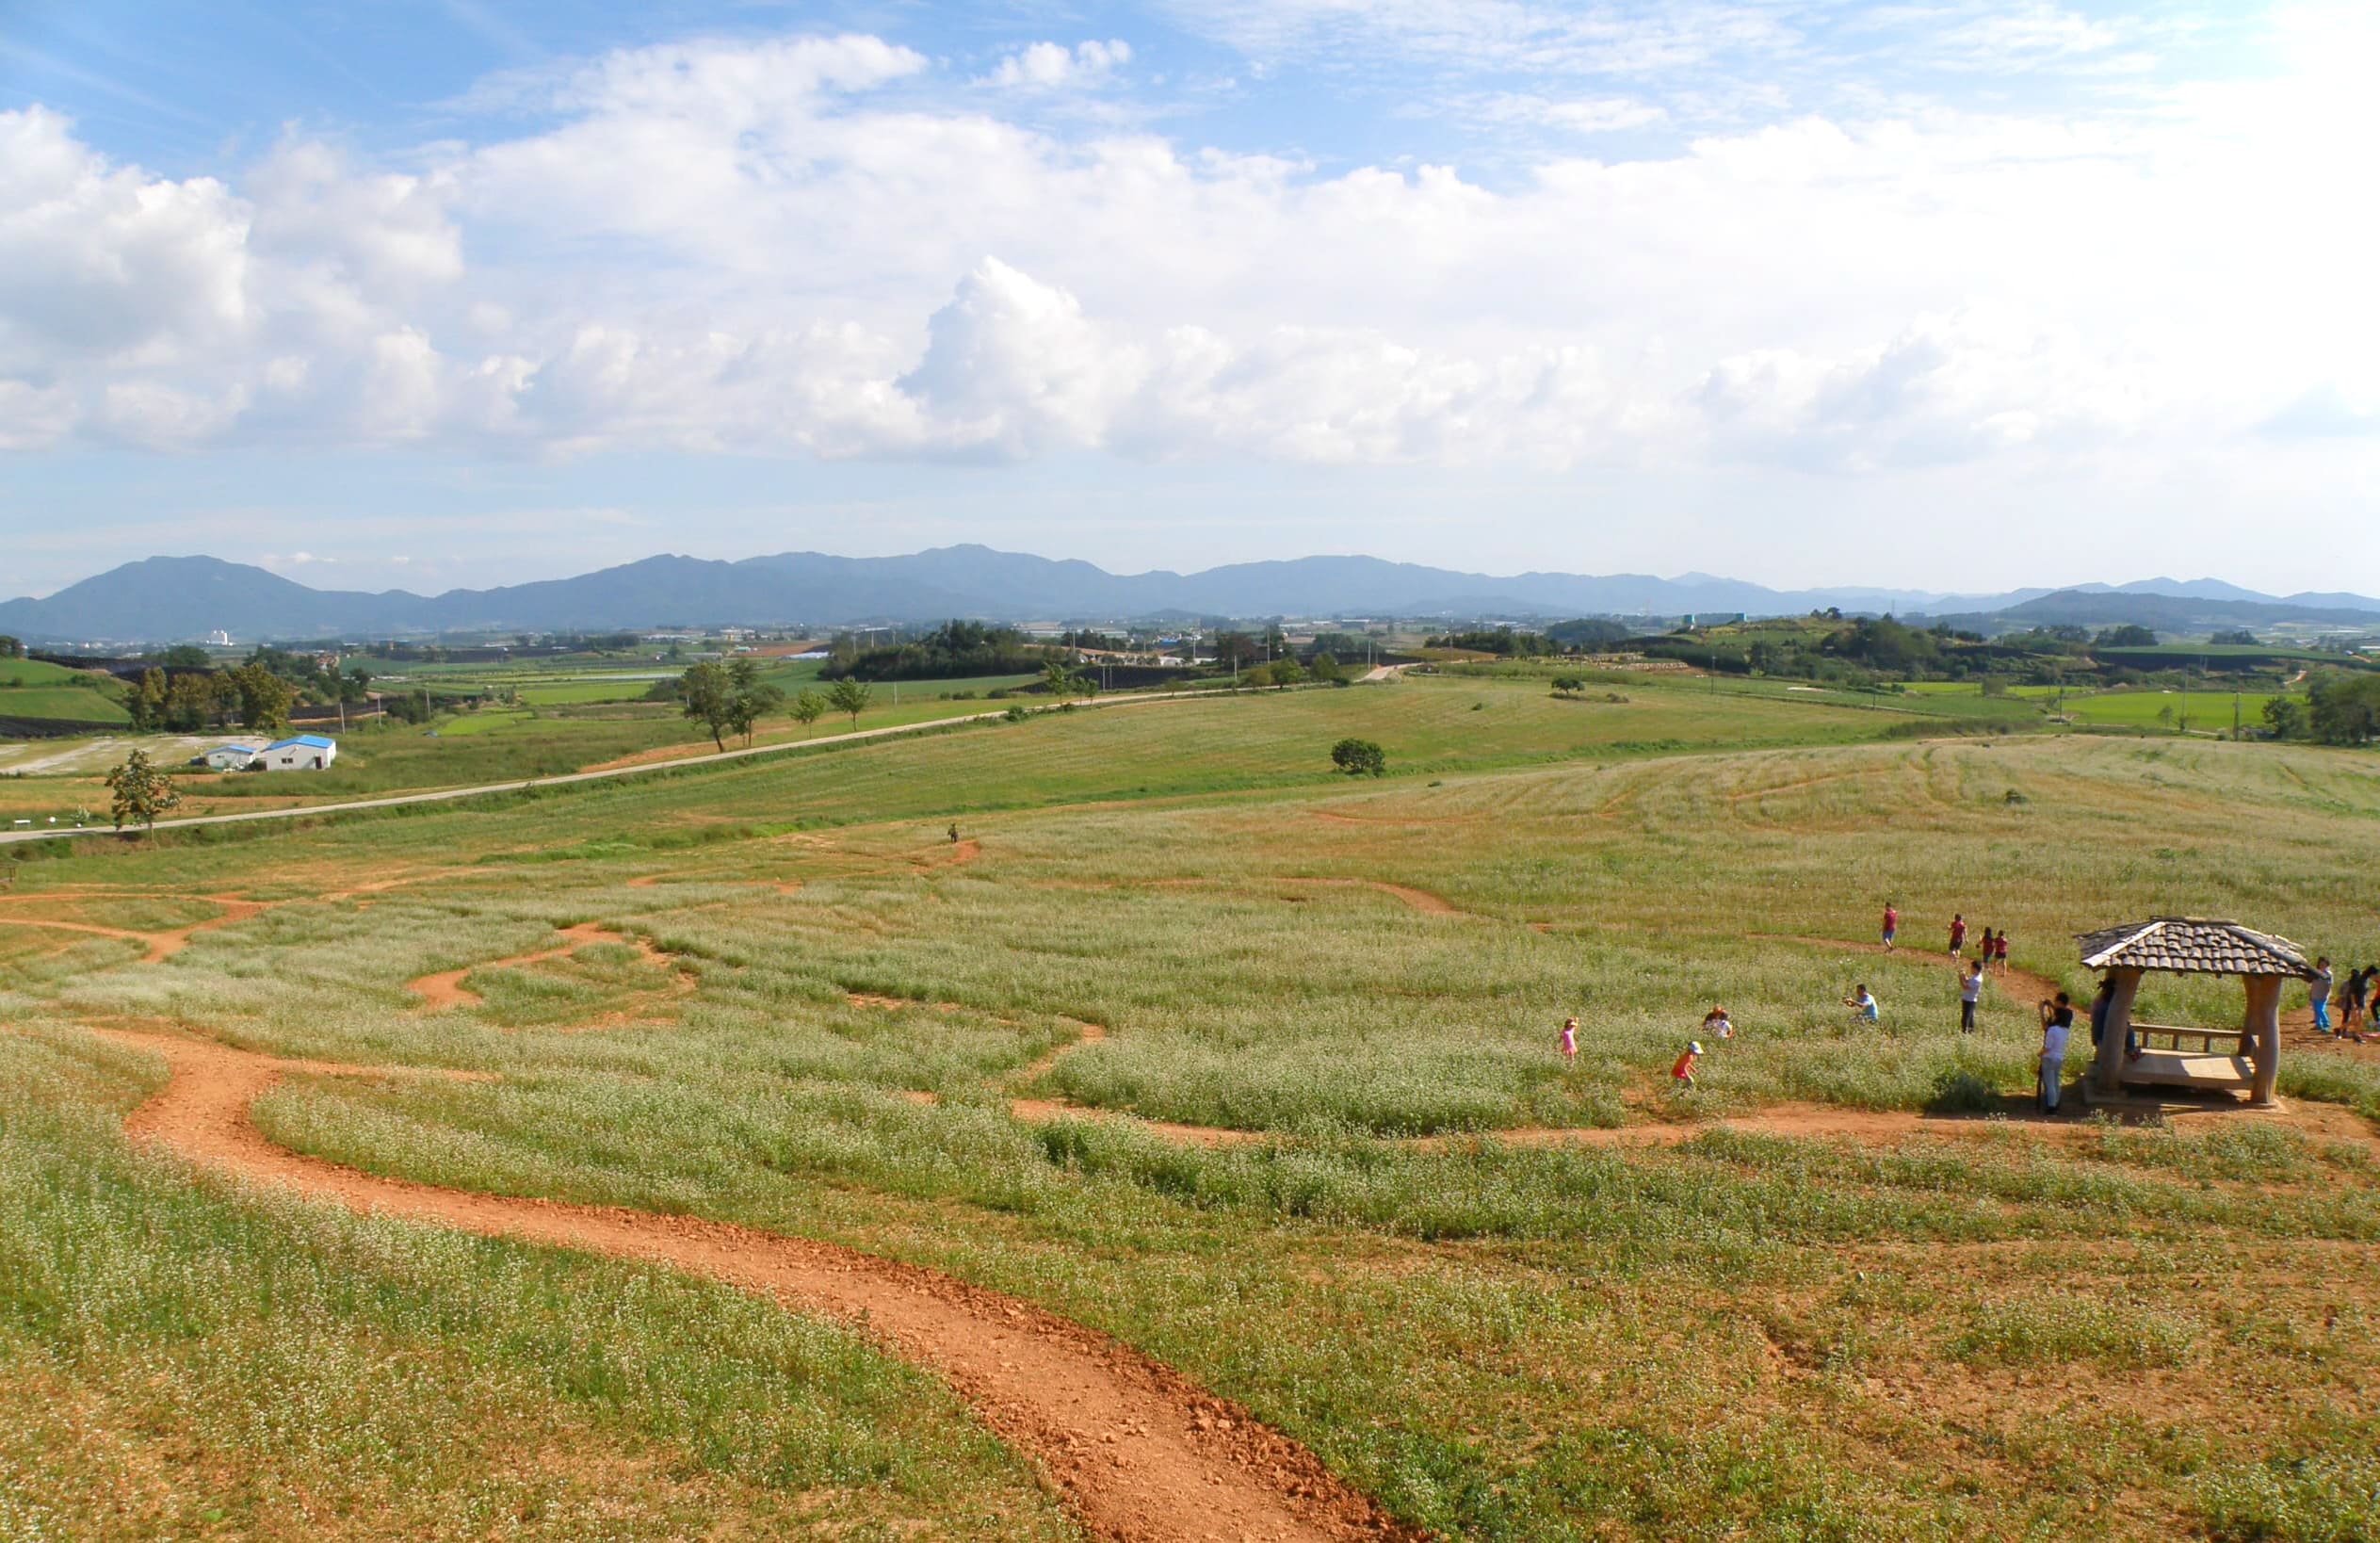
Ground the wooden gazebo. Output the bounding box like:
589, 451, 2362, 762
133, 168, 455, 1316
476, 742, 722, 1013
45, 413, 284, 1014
2075, 918, 2317, 1108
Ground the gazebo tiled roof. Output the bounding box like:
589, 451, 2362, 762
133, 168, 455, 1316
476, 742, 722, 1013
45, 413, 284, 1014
2075, 918, 2316, 978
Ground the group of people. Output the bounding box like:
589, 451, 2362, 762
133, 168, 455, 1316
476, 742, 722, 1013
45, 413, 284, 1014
2311, 958, 2377, 1040
1556, 1005, 1733, 1093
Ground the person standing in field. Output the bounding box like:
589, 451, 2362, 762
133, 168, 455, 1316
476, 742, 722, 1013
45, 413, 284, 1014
1558, 1016, 1579, 1065
1993, 930, 2011, 977
1949, 913, 1967, 959
1672, 1041, 1702, 1094
1958, 960, 1984, 1033
2310, 957, 2334, 1032
2347, 966, 2372, 1031
1882, 901, 1900, 951
2038, 992, 2075, 1112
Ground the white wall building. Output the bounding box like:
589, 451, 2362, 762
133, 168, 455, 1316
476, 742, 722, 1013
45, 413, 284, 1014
256, 735, 337, 771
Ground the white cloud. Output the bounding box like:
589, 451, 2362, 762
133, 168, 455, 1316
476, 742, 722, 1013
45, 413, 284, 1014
0, 8, 2375, 503
989, 40, 1133, 91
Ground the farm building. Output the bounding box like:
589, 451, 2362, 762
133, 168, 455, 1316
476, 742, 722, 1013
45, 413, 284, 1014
198, 744, 259, 771
255, 734, 337, 771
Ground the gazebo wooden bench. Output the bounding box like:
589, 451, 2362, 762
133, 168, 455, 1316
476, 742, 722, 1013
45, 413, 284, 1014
2073, 918, 2318, 1109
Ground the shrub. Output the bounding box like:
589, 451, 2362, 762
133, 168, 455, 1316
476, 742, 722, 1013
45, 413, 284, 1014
1330, 738, 1386, 777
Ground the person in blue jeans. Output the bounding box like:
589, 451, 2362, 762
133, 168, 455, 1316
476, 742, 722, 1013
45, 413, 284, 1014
2311, 958, 2334, 1031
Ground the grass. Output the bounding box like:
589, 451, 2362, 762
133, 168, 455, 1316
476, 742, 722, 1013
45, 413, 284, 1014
5, 681, 2380, 1538
0, 687, 130, 725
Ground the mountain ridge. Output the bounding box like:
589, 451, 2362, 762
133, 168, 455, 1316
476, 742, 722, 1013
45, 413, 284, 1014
2, 548, 2374, 643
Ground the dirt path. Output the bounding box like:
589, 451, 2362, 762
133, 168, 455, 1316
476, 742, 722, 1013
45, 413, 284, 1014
407, 922, 680, 1012
98, 1026, 1409, 1543
0, 892, 270, 965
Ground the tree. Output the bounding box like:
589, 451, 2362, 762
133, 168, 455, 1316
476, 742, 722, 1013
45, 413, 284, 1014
2210, 629, 2260, 646
725, 658, 784, 746
2307, 672, 2380, 745
2262, 696, 2307, 740
128, 667, 168, 732
2095, 625, 2160, 648
1550, 675, 1584, 698
228, 662, 294, 736
790, 689, 826, 726
826, 676, 873, 727
0, 635, 20, 658
1263, 658, 1305, 690
104, 750, 182, 832
1309, 652, 1347, 686
1041, 659, 1088, 700
155, 644, 211, 669
679, 661, 735, 750
1330, 738, 1386, 777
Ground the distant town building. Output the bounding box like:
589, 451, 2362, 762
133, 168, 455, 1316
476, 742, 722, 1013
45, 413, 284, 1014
256, 735, 337, 771
198, 743, 259, 771
204, 629, 233, 646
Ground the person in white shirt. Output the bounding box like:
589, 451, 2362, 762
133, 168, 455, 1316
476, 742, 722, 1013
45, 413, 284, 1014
1958, 961, 1984, 1034
2037, 992, 2075, 1112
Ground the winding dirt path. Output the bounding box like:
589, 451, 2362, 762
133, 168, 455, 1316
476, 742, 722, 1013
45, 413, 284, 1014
0, 893, 270, 965
97, 1026, 1410, 1543
407, 922, 684, 1012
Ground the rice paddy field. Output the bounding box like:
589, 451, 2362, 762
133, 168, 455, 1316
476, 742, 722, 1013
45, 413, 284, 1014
4, 672, 2379, 1541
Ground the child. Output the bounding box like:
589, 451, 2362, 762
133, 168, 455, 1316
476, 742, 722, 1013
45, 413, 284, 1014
2038, 992, 2074, 1113
2311, 958, 2334, 1032
1672, 1041, 1702, 1094
1558, 1016, 1579, 1065
1949, 913, 1967, 959
1993, 930, 2011, 977
1703, 1005, 1734, 1041
1845, 984, 1880, 1024
1882, 901, 1900, 951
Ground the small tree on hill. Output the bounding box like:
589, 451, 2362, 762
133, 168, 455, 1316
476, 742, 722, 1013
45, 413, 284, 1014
105, 750, 182, 833
1331, 738, 1386, 777
826, 676, 873, 728
790, 688, 826, 727
1550, 674, 1584, 698
1041, 659, 1089, 700
1265, 658, 1305, 690
679, 660, 734, 750
1309, 652, 1347, 686
725, 658, 785, 746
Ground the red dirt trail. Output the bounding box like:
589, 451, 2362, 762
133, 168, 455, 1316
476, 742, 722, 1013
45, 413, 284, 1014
407, 922, 680, 1012
96, 1026, 1414, 1543
0, 892, 270, 964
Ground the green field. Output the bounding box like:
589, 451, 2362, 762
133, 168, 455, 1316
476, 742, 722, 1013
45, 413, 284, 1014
5, 678, 2379, 1540
0, 685, 130, 724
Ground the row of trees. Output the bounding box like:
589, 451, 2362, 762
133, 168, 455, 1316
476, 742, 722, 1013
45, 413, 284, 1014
125, 661, 303, 735
676, 660, 875, 750
2264, 672, 2380, 744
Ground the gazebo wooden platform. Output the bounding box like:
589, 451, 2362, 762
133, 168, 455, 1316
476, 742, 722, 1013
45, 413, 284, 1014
2074, 918, 2318, 1109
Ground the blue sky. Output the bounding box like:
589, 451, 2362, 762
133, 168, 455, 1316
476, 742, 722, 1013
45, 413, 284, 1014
3, 1, 2373, 598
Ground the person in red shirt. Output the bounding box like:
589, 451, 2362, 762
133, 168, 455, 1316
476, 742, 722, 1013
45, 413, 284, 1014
1672, 1041, 1702, 1094
1949, 914, 1967, 958
1882, 902, 1900, 950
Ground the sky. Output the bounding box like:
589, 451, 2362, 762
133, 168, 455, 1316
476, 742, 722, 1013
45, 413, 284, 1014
2, 0, 2374, 600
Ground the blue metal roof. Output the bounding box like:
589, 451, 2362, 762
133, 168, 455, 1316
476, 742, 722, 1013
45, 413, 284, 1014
265, 735, 337, 750
210, 744, 258, 755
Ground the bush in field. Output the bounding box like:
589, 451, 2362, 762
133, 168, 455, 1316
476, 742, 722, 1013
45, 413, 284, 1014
1330, 738, 1386, 777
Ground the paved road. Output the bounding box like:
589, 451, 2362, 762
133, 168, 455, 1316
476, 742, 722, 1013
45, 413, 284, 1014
1, 689, 1227, 847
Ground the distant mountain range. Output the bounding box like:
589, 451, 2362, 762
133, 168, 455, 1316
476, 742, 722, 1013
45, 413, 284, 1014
2, 550, 2375, 643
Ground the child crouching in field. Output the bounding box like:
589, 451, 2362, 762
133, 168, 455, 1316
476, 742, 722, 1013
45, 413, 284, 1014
1672, 1041, 1702, 1094
1703, 1005, 1734, 1041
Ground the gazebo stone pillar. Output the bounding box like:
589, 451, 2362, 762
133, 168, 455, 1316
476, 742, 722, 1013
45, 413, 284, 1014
2244, 975, 2283, 1108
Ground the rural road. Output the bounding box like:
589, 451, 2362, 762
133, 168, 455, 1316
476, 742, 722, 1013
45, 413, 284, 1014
0, 687, 1247, 848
